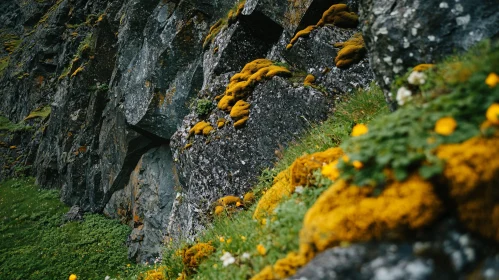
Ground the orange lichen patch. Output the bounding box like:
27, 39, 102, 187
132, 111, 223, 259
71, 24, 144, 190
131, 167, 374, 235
142, 266, 167, 280
218, 59, 290, 112
287, 25, 316, 50
253, 169, 292, 220
434, 117, 457, 136
217, 195, 242, 206
181, 243, 216, 270
290, 147, 344, 188
437, 135, 499, 241
251, 251, 311, 280
303, 74, 315, 86
413, 64, 435, 72
316, 4, 358, 28
217, 118, 226, 128
188, 121, 213, 137
334, 33, 366, 68
243, 192, 255, 205
70, 66, 84, 78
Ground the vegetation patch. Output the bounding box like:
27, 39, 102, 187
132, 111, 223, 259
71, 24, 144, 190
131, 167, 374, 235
24, 105, 51, 121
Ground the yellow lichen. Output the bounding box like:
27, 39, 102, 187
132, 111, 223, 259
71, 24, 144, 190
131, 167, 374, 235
217, 195, 242, 206
287, 25, 316, 49
217, 118, 226, 128
316, 4, 358, 28
70, 66, 84, 78
203, 1, 246, 49
303, 74, 315, 86
188, 121, 213, 137
334, 33, 366, 68
254, 174, 442, 279
253, 148, 343, 220
437, 135, 499, 241
181, 243, 215, 271
413, 64, 435, 72
230, 100, 250, 128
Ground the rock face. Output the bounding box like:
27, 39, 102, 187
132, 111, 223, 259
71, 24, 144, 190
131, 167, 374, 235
359, 0, 499, 110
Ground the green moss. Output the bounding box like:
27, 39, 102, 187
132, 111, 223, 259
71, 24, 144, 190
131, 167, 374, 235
0, 56, 9, 77
0, 115, 31, 132
333, 33, 366, 68
203, 0, 246, 50
196, 98, 214, 116
24, 106, 51, 121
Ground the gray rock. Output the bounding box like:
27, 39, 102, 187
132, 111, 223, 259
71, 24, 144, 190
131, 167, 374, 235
359, 0, 499, 110
63, 205, 84, 222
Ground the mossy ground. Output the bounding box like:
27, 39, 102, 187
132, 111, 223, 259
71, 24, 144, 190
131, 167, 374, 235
0, 178, 137, 280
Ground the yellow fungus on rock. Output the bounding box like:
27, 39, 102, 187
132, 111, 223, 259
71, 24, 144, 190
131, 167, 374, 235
486, 103, 499, 125
413, 64, 435, 72
287, 25, 316, 49
334, 33, 366, 68
434, 117, 457, 136
316, 4, 358, 28
303, 74, 315, 86
437, 135, 499, 241
351, 123, 368, 136
217, 195, 242, 206
188, 121, 213, 137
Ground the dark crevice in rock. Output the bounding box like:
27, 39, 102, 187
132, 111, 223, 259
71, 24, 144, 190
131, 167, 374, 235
296, 0, 339, 32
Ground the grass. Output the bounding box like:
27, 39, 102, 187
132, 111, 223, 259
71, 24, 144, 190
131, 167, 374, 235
0, 178, 136, 280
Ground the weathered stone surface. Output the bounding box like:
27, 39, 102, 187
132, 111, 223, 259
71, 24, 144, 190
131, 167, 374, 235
104, 145, 176, 263
170, 76, 333, 239
359, 0, 499, 110
290, 218, 497, 280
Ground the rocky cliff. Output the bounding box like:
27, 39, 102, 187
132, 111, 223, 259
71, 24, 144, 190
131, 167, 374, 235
0, 0, 497, 265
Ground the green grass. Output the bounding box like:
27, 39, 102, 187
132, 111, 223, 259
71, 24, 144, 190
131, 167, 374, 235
0, 178, 135, 280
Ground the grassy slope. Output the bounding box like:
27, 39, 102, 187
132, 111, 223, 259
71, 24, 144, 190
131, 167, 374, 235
0, 178, 135, 280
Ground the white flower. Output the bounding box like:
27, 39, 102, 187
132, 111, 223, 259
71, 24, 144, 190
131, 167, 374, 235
220, 252, 236, 267
241, 252, 251, 260
294, 186, 304, 194
407, 71, 426, 85
104, 277, 110, 280
396, 87, 412, 106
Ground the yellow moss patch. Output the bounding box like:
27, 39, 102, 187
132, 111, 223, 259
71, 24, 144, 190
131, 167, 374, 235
251, 251, 311, 280
303, 74, 315, 86
181, 243, 216, 271
217, 195, 242, 206
437, 135, 499, 241
334, 33, 366, 68
188, 121, 213, 137
243, 192, 255, 205
230, 100, 250, 128
203, 1, 246, 49
287, 25, 316, 49
214, 205, 225, 215
253, 169, 292, 220
316, 4, 358, 28
413, 64, 435, 72
70, 66, 84, 78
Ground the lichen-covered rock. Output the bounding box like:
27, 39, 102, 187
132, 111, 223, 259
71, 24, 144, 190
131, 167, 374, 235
170, 76, 332, 239
105, 145, 176, 263
359, 0, 499, 110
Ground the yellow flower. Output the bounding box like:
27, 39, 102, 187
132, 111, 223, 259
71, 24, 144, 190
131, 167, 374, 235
351, 124, 368, 137
342, 155, 350, 163
485, 72, 499, 88
69, 274, 77, 280
435, 117, 457, 136
321, 161, 340, 181
240, 235, 247, 242
352, 160, 363, 170
486, 103, 499, 125
127, 264, 131, 267
236, 201, 242, 207
219, 236, 225, 243
257, 244, 267, 255
227, 238, 232, 244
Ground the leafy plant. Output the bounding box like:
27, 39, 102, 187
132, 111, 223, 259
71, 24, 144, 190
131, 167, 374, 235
195, 98, 214, 116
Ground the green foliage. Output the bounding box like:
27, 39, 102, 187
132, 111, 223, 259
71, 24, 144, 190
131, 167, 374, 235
339, 40, 499, 188
0, 56, 9, 77
195, 98, 214, 116
0, 115, 32, 132
0, 178, 134, 280
24, 106, 51, 121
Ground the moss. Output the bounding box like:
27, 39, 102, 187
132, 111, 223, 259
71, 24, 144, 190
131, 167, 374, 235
188, 121, 213, 137
70, 66, 85, 78
3, 38, 21, 54
333, 33, 366, 68
217, 118, 226, 128
286, 25, 316, 50
214, 205, 225, 215
413, 64, 435, 72
243, 192, 255, 205
230, 100, 250, 128
316, 4, 358, 28
181, 243, 215, 272
0, 56, 9, 77
203, 0, 246, 49
437, 134, 499, 241
303, 74, 315, 86
24, 105, 51, 121
254, 174, 442, 279
253, 147, 343, 221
